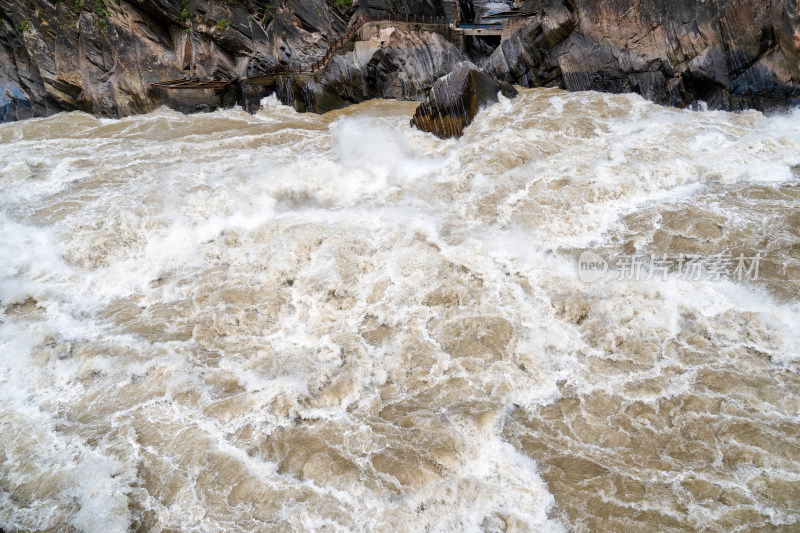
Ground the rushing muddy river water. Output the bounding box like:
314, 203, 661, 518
1, 90, 800, 532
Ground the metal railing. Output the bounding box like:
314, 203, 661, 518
150, 78, 234, 90
459, 23, 503, 30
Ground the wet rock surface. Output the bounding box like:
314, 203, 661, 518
0, 0, 280, 118
410, 62, 516, 138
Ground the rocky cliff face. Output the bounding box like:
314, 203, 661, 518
0, 0, 443, 120
484, 0, 800, 111
0, 0, 799, 121
274, 23, 466, 113
0, 0, 279, 120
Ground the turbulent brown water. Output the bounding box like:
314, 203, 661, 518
1, 90, 800, 532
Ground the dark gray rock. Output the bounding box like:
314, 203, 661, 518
483, 0, 800, 111
0, 0, 348, 120
1, 0, 799, 121
410, 61, 517, 138
273, 24, 467, 113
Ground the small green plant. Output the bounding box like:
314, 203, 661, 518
180, 0, 189, 22
74, 0, 82, 12
333, 0, 352, 9
183, 27, 191, 34
97, 18, 106, 28
19, 18, 30, 32
216, 17, 230, 30
259, 2, 274, 25
281, 29, 287, 41
96, 0, 109, 17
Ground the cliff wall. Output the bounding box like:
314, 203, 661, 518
485, 0, 800, 110
1, 0, 798, 120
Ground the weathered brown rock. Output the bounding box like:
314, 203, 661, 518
410, 62, 517, 138
483, 0, 800, 111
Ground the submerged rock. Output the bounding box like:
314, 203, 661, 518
410, 62, 517, 138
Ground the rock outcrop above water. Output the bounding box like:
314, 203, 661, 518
484, 0, 800, 111
411, 62, 516, 138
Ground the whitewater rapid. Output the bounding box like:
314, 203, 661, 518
1, 90, 799, 532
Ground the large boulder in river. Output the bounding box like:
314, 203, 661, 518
410, 62, 517, 139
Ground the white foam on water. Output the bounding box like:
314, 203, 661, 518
1, 89, 800, 532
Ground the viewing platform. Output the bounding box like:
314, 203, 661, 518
148, 78, 236, 113
459, 23, 504, 36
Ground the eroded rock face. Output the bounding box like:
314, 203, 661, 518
410, 62, 517, 138
275, 24, 467, 113
0, 0, 455, 120
0, 0, 278, 119
0, 0, 355, 120
0, 0, 799, 121
483, 0, 800, 111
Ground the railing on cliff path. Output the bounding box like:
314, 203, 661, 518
246, 13, 450, 78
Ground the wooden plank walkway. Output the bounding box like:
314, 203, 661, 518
150, 78, 234, 90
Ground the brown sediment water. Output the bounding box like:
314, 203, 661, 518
0, 90, 799, 532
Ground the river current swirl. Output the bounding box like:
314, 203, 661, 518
1, 90, 800, 532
